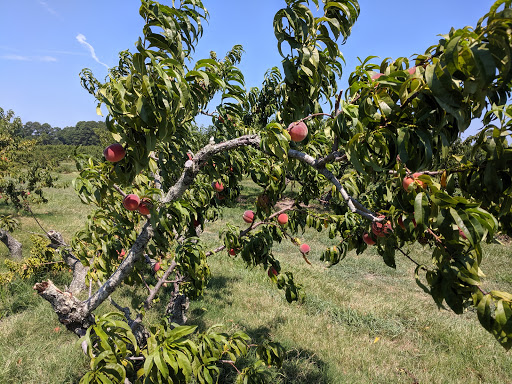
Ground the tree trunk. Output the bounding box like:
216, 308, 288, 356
0, 229, 22, 260
33, 280, 94, 336
166, 280, 189, 326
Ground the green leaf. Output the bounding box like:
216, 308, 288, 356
155, 350, 169, 379
414, 192, 425, 227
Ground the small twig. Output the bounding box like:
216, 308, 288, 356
298, 112, 333, 122
220, 360, 241, 374
397, 367, 419, 384
205, 205, 295, 257
396, 247, 422, 267
334, 89, 343, 115
25, 206, 49, 236
315, 151, 347, 168
200, 110, 216, 117
478, 285, 490, 296
113, 184, 127, 198
349, 93, 361, 105
109, 297, 133, 323
37, 260, 65, 266
141, 276, 152, 293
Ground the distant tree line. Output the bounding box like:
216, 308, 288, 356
14, 120, 107, 146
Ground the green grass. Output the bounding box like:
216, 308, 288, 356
0, 176, 511, 383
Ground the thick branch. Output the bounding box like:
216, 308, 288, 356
83, 221, 154, 313
47, 230, 88, 293
33, 280, 94, 336
162, 134, 261, 203
0, 229, 22, 260
315, 151, 347, 168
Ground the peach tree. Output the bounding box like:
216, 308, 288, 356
32, 0, 512, 382
0, 108, 58, 262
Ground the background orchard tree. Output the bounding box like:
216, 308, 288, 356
0, 108, 59, 260
29, 0, 512, 382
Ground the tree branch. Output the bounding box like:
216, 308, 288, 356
162, 134, 261, 203
83, 220, 154, 314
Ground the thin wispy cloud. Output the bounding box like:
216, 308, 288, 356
37, 0, 58, 16
76, 34, 109, 69
37, 49, 87, 56
1, 54, 57, 62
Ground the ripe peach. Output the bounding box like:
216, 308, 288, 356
268, 267, 278, 278
117, 249, 126, 260
402, 173, 425, 192
371, 219, 392, 238
153, 262, 161, 272
243, 210, 254, 223
123, 194, 140, 211
287, 121, 308, 142
103, 143, 126, 162
138, 199, 152, 215
212, 181, 224, 192
299, 243, 310, 254
229, 248, 236, 256
363, 232, 376, 245
277, 213, 288, 225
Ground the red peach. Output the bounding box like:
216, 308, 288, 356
138, 199, 152, 215
212, 181, 224, 192
299, 243, 310, 254
243, 210, 254, 223
372, 219, 392, 238
123, 194, 140, 211
402, 173, 425, 192
363, 232, 376, 245
277, 213, 288, 225
287, 121, 308, 142
103, 143, 126, 162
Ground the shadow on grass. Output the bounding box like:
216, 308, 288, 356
213, 320, 330, 384
188, 301, 331, 384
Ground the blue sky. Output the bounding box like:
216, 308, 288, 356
0, 0, 494, 135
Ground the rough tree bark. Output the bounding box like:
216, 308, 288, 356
33, 280, 94, 336
47, 230, 89, 294
0, 229, 23, 260
166, 277, 189, 326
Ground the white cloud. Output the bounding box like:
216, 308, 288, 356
0, 54, 57, 62
37, 49, 87, 56
76, 34, 109, 69
40, 56, 58, 62
37, 0, 58, 15
1, 54, 29, 61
